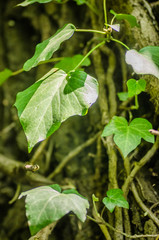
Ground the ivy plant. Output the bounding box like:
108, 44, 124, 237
1, 0, 159, 238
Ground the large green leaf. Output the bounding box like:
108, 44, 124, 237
110, 10, 139, 27
102, 189, 129, 213
139, 46, 159, 68
14, 68, 98, 152
54, 54, 91, 73
102, 116, 154, 157
0, 68, 12, 86
17, 0, 53, 7
127, 78, 146, 97
19, 185, 89, 235
23, 24, 76, 71
17, 0, 63, 7
125, 49, 159, 78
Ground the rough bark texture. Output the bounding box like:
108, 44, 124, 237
0, 0, 159, 240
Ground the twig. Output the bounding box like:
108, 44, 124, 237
100, 45, 117, 118
149, 129, 159, 136
0, 154, 53, 186
122, 139, 159, 197
87, 215, 159, 239
30, 137, 50, 164
9, 183, 21, 204
131, 182, 159, 227
48, 132, 100, 179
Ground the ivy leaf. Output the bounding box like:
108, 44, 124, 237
125, 49, 159, 78
14, 68, 98, 152
117, 92, 129, 101
102, 189, 129, 213
102, 116, 154, 157
23, 24, 76, 71
54, 54, 91, 73
19, 185, 89, 235
0, 69, 12, 86
127, 79, 146, 97
139, 46, 159, 68
64, 70, 87, 94
74, 0, 87, 5
17, 0, 53, 7
110, 9, 139, 27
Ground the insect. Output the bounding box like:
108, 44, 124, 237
24, 162, 40, 172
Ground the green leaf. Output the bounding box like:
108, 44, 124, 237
139, 46, 159, 68
74, 0, 87, 5
102, 189, 129, 213
19, 186, 89, 235
54, 54, 91, 73
110, 9, 139, 27
23, 24, 76, 71
0, 69, 12, 86
127, 79, 146, 97
117, 92, 129, 101
125, 49, 159, 78
14, 68, 98, 152
17, 0, 53, 7
102, 116, 154, 157
49, 184, 61, 192
64, 70, 87, 94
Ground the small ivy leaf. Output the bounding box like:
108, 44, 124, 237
64, 70, 87, 94
125, 49, 159, 78
139, 46, 159, 68
17, 0, 53, 7
23, 24, 76, 71
110, 9, 139, 28
109, 24, 120, 32
19, 186, 89, 235
54, 54, 91, 73
127, 79, 146, 97
102, 116, 154, 157
0, 69, 12, 86
14, 68, 98, 152
74, 0, 87, 5
92, 194, 99, 202
102, 189, 129, 213
117, 92, 129, 101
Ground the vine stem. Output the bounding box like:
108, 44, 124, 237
110, 37, 130, 50
103, 0, 107, 26
75, 28, 106, 35
73, 40, 106, 71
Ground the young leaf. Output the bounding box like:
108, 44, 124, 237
74, 0, 87, 5
125, 49, 159, 78
19, 186, 89, 235
23, 24, 76, 71
17, 0, 53, 7
110, 9, 139, 27
54, 54, 91, 73
102, 116, 154, 157
117, 92, 129, 101
127, 79, 146, 97
14, 68, 98, 152
0, 68, 12, 86
102, 189, 129, 213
